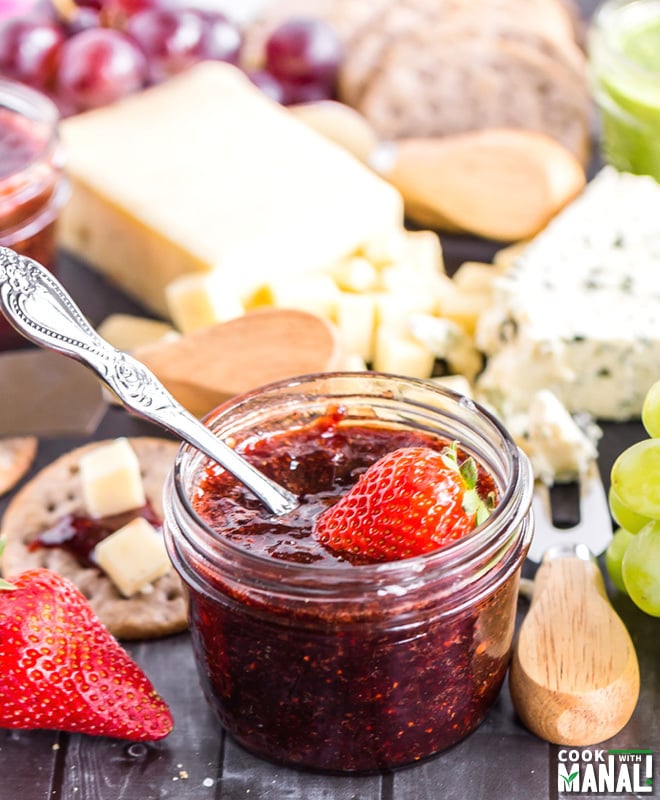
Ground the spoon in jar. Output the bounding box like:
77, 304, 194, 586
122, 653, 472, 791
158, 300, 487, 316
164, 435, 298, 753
0, 247, 298, 516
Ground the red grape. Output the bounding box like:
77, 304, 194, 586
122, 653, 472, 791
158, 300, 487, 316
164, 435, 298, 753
265, 17, 342, 89
124, 7, 204, 83
197, 12, 241, 65
0, 17, 65, 91
56, 27, 147, 111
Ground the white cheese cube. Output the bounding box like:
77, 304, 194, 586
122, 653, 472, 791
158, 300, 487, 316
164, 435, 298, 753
452, 261, 498, 293
331, 255, 379, 292
361, 228, 407, 266
165, 273, 244, 333
335, 291, 377, 361
435, 281, 491, 335
93, 517, 171, 598
80, 438, 146, 518
401, 230, 444, 275
373, 326, 435, 378
408, 313, 483, 380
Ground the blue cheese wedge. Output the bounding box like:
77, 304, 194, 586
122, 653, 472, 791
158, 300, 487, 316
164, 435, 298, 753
476, 167, 660, 421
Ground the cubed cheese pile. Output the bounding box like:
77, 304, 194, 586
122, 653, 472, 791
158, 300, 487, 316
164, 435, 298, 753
60, 61, 497, 381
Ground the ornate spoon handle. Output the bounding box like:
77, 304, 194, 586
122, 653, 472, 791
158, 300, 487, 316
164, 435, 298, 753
0, 248, 298, 516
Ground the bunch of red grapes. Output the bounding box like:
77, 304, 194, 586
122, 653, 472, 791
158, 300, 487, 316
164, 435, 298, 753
0, 0, 343, 115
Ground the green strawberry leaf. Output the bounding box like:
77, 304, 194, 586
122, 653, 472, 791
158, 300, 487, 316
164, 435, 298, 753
440, 441, 460, 473
459, 457, 478, 491
441, 443, 493, 527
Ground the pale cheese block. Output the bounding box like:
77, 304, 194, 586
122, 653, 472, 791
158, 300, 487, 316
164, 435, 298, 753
59, 62, 403, 317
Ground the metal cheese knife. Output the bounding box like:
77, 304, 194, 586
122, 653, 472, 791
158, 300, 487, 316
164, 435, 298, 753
511, 467, 640, 746
527, 463, 612, 563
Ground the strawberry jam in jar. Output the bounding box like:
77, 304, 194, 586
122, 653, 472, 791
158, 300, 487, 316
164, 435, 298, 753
164, 373, 534, 773
0, 78, 68, 349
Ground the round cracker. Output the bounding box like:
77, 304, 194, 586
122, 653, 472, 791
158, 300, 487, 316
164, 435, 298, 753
0, 436, 38, 496
0, 437, 186, 640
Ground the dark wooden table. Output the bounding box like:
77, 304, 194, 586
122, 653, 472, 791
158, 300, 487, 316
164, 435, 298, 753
2, 2, 659, 793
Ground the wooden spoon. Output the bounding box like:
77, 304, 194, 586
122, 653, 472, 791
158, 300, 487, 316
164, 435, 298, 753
289, 101, 586, 241
134, 307, 343, 418
509, 544, 640, 746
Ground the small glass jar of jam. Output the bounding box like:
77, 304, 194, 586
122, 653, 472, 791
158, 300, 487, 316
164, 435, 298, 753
0, 78, 69, 349
164, 373, 534, 773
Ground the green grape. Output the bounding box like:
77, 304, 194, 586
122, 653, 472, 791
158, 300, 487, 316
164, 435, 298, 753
622, 520, 660, 616
605, 527, 634, 594
608, 486, 652, 533
642, 379, 660, 438
610, 438, 660, 519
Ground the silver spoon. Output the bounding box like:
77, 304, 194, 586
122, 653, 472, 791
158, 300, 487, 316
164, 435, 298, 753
0, 247, 298, 516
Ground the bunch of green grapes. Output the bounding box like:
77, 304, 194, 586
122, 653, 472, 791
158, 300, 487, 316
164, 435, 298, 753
606, 380, 660, 616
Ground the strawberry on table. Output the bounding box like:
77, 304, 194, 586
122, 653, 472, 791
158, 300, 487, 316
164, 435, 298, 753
0, 550, 173, 741
314, 443, 494, 562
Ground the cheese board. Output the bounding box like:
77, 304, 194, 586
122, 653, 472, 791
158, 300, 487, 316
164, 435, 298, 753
0, 0, 658, 796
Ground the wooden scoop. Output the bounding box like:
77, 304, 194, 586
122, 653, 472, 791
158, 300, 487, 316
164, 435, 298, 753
509, 544, 640, 746
289, 102, 586, 241
134, 307, 343, 418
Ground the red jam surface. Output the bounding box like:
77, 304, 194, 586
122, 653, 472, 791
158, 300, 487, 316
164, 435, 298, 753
186, 413, 517, 773
0, 103, 64, 350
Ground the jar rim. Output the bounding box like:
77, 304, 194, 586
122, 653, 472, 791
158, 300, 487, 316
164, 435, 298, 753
169, 372, 534, 589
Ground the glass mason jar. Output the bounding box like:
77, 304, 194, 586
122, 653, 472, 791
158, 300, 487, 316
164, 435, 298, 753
588, 0, 660, 180
163, 372, 534, 773
0, 78, 69, 349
